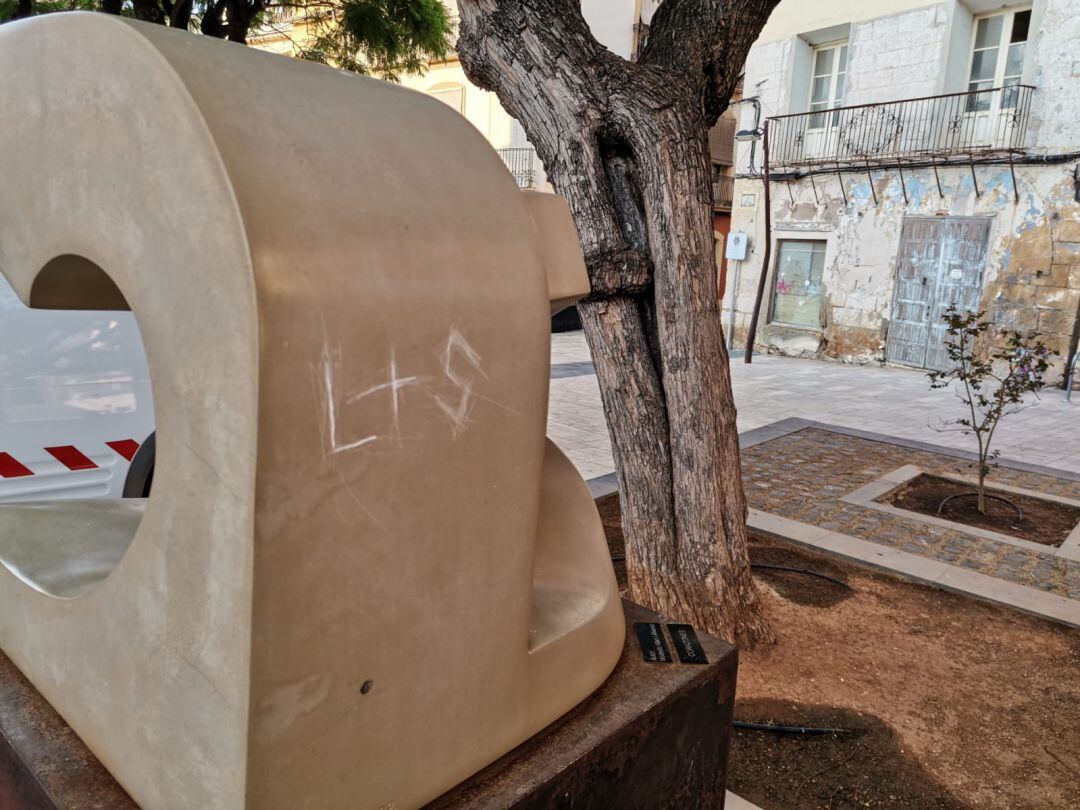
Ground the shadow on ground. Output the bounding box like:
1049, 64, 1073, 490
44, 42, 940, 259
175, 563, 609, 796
729, 698, 966, 809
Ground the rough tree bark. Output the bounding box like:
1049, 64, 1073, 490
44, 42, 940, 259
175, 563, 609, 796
456, 0, 779, 646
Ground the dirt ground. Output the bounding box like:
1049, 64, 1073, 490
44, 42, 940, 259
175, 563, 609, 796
885, 473, 1080, 546
596, 494, 1080, 809
731, 697, 965, 809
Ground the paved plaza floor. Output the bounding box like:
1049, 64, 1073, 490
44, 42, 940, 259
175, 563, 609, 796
548, 330, 1080, 481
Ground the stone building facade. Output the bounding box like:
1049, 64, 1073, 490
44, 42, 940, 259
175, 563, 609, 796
727, 0, 1080, 381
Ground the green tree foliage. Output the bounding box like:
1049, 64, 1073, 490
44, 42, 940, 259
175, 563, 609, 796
1, 0, 452, 78
928, 306, 1053, 513
295, 0, 452, 80
1, 0, 94, 21
0, 0, 265, 39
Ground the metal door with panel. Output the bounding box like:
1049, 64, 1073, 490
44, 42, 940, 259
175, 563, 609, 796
886, 217, 990, 371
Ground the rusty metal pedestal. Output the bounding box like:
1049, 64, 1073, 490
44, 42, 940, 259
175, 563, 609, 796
427, 601, 739, 809
0, 602, 737, 809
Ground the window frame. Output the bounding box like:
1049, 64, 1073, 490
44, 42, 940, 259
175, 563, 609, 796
806, 40, 848, 131
768, 238, 828, 331
965, 6, 1031, 111
427, 82, 466, 115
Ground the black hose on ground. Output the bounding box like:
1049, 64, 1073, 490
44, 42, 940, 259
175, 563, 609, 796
750, 563, 852, 590
734, 720, 852, 735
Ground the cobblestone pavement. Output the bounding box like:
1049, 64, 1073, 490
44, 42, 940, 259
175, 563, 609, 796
741, 428, 1080, 599
548, 331, 1080, 481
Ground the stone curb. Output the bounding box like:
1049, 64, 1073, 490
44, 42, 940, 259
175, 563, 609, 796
585, 418, 1080, 629
840, 465, 1080, 562
725, 790, 763, 809
748, 508, 1080, 629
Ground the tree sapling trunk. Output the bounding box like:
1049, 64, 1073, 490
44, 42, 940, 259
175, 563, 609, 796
930, 305, 1052, 517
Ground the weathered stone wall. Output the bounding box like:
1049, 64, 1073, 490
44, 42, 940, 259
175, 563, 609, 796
729, 0, 1080, 382
729, 165, 1080, 379
844, 5, 950, 106
1026, 0, 1080, 153
997, 198, 1080, 358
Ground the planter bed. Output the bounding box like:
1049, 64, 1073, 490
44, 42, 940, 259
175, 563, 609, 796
597, 493, 1080, 809
883, 472, 1080, 547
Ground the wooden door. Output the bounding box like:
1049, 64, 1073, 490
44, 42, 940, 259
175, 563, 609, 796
886, 217, 990, 370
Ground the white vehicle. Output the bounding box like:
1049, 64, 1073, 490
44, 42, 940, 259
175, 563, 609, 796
0, 271, 154, 502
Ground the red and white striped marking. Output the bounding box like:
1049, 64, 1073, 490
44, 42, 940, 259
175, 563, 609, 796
0, 440, 140, 478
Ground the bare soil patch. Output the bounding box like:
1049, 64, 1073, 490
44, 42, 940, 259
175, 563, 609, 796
599, 494, 1080, 809
746, 542, 852, 608
596, 492, 627, 590
731, 698, 964, 809
883, 473, 1079, 547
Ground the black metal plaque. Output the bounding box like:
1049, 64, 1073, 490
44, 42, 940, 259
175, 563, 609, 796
634, 622, 672, 663
667, 624, 708, 665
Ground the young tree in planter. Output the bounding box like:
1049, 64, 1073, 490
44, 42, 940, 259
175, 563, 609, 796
454, 0, 779, 646
929, 306, 1053, 514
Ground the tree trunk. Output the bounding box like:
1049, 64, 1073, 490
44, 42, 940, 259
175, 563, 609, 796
170, 0, 195, 31
201, 0, 229, 39
455, 0, 777, 646
132, 0, 166, 25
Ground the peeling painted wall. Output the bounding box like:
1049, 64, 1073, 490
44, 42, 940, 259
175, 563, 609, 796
730, 0, 1080, 381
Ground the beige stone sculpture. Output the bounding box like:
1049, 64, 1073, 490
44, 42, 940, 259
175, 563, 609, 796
0, 13, 623, 809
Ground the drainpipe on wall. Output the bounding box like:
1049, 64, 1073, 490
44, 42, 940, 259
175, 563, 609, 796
1066, 298, 1080, 401
744, 117, 771, 364
727, 258, 740, 351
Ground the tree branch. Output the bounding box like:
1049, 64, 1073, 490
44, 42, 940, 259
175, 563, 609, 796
456, 0, 649, 296
456, 0, 606, 99
640, 0, 780, 123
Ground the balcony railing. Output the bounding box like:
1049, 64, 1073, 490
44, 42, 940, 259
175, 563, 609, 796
498, 147, 536, 189
709, 115, 736, 167
768, 85, 1034, 172
712, 175, 735, 211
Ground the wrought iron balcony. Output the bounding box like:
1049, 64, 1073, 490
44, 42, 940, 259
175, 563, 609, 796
712, 174, 735, 211
498, 147, 536, 189
709, 115, 737, 167
767, 84, 1034, 173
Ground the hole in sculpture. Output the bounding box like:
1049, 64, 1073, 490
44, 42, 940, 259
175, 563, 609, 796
0, 255, 154, 598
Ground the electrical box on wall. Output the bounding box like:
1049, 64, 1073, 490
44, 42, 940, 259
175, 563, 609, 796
725, 231, 748, 261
